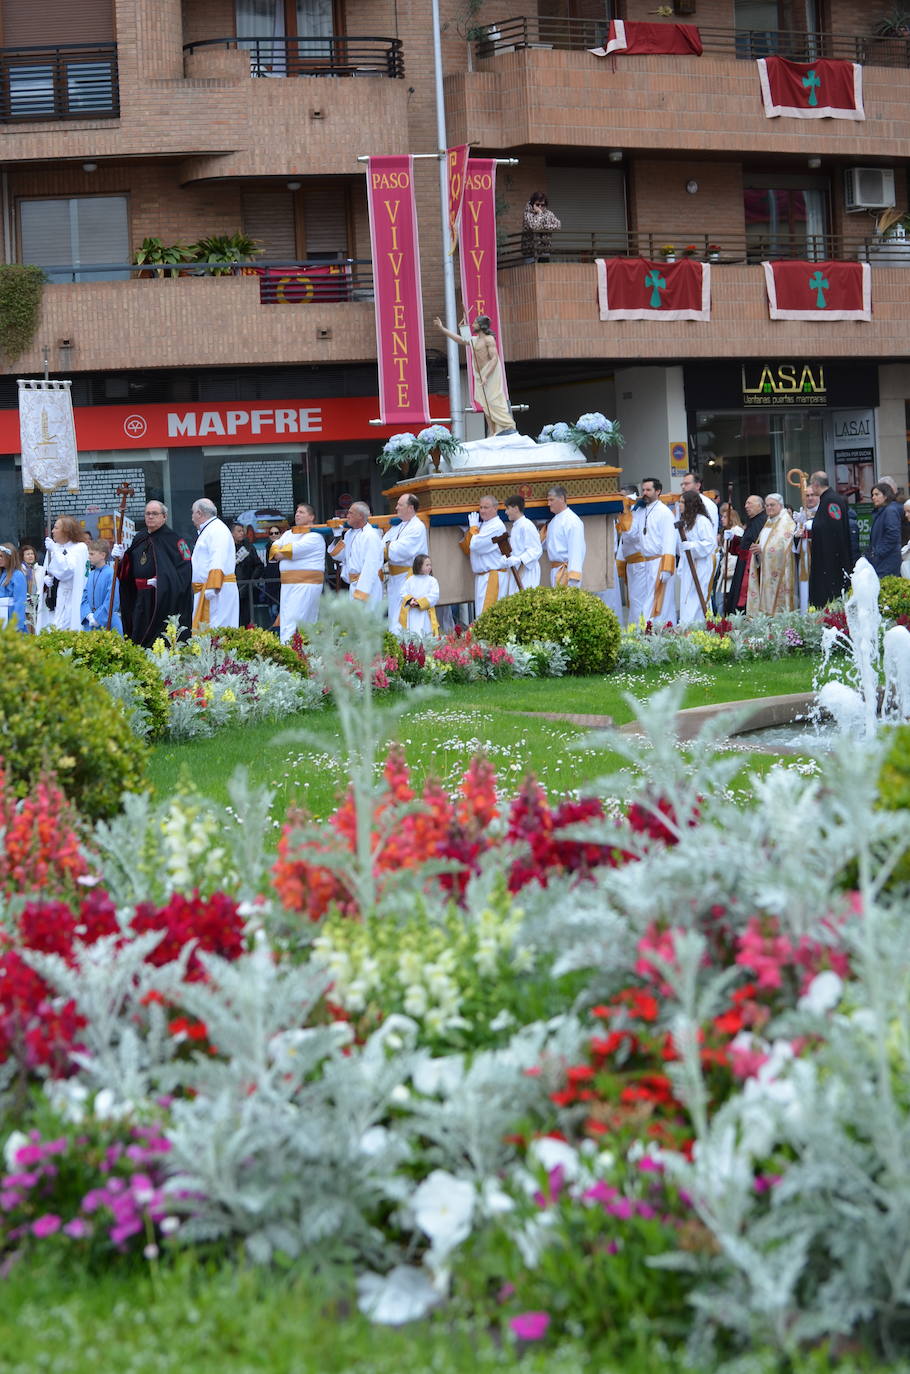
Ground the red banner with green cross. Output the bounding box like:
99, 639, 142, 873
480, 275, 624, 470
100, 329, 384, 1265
595, 257, 711, 322
762, 261, 871, 321
758, 56, 864, 120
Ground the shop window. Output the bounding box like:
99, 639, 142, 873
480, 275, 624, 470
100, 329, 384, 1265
19, 195, 130, 282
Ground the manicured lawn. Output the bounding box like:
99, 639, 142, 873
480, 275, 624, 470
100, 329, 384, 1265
146, 658, 818, 818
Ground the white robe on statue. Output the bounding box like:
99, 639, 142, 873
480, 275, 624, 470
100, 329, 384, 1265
505, 514, 542, 593
619, 498, 677, 625
37, 540, 89, 632
332, 524, 384, 607
383, 515, 428, 636
398, 573, 440, 636
271, 525, 325, 643
543, 507, 585, 587
192, 517, 239, 631
461, 515, 508, 615
676, 513, 716, 626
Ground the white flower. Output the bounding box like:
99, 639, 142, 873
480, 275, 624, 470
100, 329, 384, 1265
411, 1170, 475, 1254
798, 970, 843, 1015
356, 1265, 441, 1325
390, 1084, 411, 1105
93, 1088, 134, 1121
528, 1136, 581, 1181
403, 983, 428, 1017
3, 1130, 28, 1171
479, 1177, 515, 1217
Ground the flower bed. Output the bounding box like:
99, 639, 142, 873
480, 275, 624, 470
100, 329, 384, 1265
2, 602, 908, 1365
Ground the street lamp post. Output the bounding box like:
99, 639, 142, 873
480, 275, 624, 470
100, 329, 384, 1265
430, 0, 464, 439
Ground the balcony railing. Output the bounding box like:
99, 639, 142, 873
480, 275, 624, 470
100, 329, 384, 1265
184, 35, 404, 79
0, 43, 118, 121
473, 17, 910, 68
35, 258, 376, 295
498, 230, 910, 266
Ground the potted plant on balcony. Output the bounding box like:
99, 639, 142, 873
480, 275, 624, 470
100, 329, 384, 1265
707, 243, 721, 262
682, 244, 699, 258
134, 237, 192, 279
660, 244, 677, 263
188, 232, 262, 277
873, 7, 910, 36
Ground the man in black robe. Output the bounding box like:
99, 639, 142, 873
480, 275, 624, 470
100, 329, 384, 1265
116, 500, 193, 646
725, 493, 766, 614
807, 471, 853, 609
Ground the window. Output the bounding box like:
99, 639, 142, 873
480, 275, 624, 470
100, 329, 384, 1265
19, 195, 129, 282
236, 0, 337, 72
241, 185, 352, 261
744, 174, 828, 261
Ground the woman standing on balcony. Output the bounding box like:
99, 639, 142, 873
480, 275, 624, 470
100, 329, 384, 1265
521, 192, 561, 263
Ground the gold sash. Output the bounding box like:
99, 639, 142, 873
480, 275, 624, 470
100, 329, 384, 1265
192, 572, 237, 631
481, 570, 500, 612
280, 569, 323, 585
399, 597, 439, 635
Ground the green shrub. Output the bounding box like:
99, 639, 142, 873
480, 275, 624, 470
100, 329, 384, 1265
201, 625, 309, 676
877, 723, 910, 886
0, 628, 148, 820
879, 576, 910, 622
473, 586, 621, 675
35, 630, 169, 738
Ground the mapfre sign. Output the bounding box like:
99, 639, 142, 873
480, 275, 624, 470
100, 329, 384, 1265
0, 396, 449, 452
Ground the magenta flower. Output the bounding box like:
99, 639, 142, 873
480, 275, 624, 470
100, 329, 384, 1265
0, 1190, 22, 1211
31, 1213, 62, 1237
510, 1311, 551, 1342
63, 1218, 91, 1239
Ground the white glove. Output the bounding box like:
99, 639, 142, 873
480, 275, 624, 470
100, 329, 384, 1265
723, 529, 734, 542
86, 611, 97, 627
467, 511, 480, 529
45, 536, 55, 552
111, 542, 125, 560
506, 555, 520, 568
681, 541, 693, 552
660, 570, 672, 583
204, 588, 217, 602
499, 558, 509, 570
146, 577, 157, 588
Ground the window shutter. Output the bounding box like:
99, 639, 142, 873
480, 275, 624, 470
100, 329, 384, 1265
544, 167, 627, 240
19, 195, 128, 277
2, 0, 114, 44
302, 186, 348, 258
19, 199, 72, 266
241, 191, 297, 260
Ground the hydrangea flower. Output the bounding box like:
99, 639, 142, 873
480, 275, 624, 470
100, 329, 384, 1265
382, 432, 417, 455
551, 422, 571, 442
418, 425, 451, 444
537, 424, 554, 442
575, 412, 610, 434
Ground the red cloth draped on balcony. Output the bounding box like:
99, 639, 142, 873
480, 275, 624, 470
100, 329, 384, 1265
589, 21, 703, 58
757, 56, 864, 120
596, 258, 711, 322
255, 264, 352, 304
762, 261, 871, 322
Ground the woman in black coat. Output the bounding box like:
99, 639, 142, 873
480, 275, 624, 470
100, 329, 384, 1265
866, 481, 903, 578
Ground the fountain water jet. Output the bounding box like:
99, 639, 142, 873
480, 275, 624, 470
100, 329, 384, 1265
816, 558, 910, 736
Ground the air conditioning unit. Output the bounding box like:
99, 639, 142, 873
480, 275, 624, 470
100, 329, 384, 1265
844, 167, 896, 212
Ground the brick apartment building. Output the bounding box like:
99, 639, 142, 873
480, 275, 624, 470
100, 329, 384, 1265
0, 0, 908, 542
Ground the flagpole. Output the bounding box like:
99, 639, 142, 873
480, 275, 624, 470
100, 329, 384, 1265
431, 0, 463, 439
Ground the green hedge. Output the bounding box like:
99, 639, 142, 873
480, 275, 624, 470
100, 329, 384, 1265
473, 586, 621, 676
0, 629, 147, 819
877, 723, 910, 886
36, 630, 170, 738
201, 626, 310, 676
879, 576, 910, 622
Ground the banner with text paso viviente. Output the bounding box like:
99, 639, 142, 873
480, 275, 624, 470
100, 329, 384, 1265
458, 158, 509, 414
596, 257, 712, 322
447, 144, 470, 255
366, 155, 430, 426
762, 260, 871, 321
18, 379, 79, 493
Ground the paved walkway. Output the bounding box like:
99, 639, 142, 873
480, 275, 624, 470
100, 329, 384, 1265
509, 692, 816, 743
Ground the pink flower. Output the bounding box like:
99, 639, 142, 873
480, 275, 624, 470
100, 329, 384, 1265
31, 1213, 61, 1237
510, 1311, 551, 1342
63, 1218, 91, 1238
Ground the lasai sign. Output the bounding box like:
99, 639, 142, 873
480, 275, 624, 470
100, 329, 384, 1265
741, 362, 827, 407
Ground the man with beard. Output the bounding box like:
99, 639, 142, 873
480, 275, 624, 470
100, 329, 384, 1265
115, 499, 193, 646
807, 470, 853, 608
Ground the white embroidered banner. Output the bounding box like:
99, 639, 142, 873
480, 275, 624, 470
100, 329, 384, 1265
18, 379, 79, 493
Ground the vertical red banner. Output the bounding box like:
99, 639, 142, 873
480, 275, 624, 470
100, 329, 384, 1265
447, 144, 470, 255
458, 158, 509, 413
366, 155, 431, 426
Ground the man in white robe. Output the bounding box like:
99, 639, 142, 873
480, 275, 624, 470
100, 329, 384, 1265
618, 478, 677, 625
269, 502, 325, 642
503, 494, 542, 593
190, 498, 239, 631
793, 488, 818, 614
383, 492, 428, 635
329, 501, 384, 608
542, 485, 585, 588
460, 493, 508, 615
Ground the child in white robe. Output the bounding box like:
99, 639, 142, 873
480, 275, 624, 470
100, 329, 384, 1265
398, 554, 440, 637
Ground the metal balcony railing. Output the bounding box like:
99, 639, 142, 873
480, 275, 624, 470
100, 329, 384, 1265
498, 230, 910, 267
184, 35, 404, 79
35, 258, 377, 296
473, 17, 910, 68
0, 43, 119, 121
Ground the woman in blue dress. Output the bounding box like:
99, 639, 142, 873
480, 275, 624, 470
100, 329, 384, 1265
0, 542, 27, 631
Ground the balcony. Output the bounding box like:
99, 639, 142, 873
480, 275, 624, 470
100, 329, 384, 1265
448, 21, 910, 159
497, 256, 910, 366
0, 43, 119, 122
498, 230, 909, 268
183, 34, 404, 80
473, 17, 910, 67
16, 263, 377, 374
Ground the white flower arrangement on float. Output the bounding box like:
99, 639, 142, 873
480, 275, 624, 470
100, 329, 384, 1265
378, 425, 464, 476
538, 412, 623, 455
